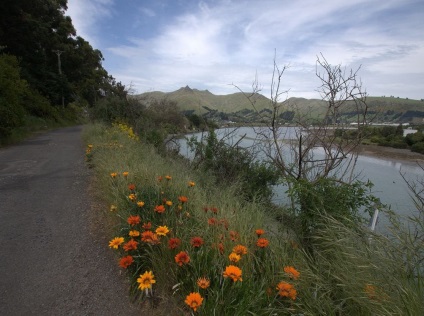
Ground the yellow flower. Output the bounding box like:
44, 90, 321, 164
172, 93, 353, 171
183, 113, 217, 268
110, 204, 117, 212
223, 265, 243, 282
166, 200, 173, 206
137, 201, 145, 208
122, 171, 129, 177
137, 271, 156, 290
188, 181, 195, 187
128, 193, 136, 201
155, 226, 170, 236
110, 172, 118, 178
87, 144, 93, 148
108, 237, 124, 249
185, 292, 203, 312
228, 252, 241, 263
165, 175, 172, 180
129, 230, 140, 237
197, 277, 210, 289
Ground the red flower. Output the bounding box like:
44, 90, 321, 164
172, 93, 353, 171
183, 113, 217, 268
175, 251, 190, 266
154, 205, 166, 213
256, 238, 269, 248
207, 217, 218, 225
229, 230, 239, 241
123, 239, 138, 251
168, 237, 181, 249
128, 183, 136, 191
255, 229, 265, 237
127, 215, 141, 226
142, 222, 152, 230
190, 236, 204, 248
141, 231, 160, 244
178, 196, 188, 203
119, 255, 134, 268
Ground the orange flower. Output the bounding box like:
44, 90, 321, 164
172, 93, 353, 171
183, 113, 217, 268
127, 215, 141, 226
128, 183, 136, 191
128, 193, 136, 201
137, 201, 145, 208
229, 230, 239, 241
175, 251, 190, 266
123, 239, 138, 251
256, 238, 269, 248
276, 281, 297, 300
188, 181, 195, 187
129, 230, 140, 237
137, 271, 156, 290
155, 226, 169, 236
165, 200, 173, 206
223, 265, 243, 282
119, 255, 134, 268
178, 196, 188, 203
154, 205, 166, 213
122, 171, 129, 177
109, 237, 124, 249
229, 252, 241, 263
141, 231, 160, 244
207, 217, 217, 225
284, 266, 300, 280
232, 244, 248, 256
197, 277, 210, 289
185, 292, 203, 312
110, 172, 117, 178
142, 222, 152, 230
190, 236, 204, 248
168, 237, 181, 249
255, 229, 265, 237
365, 284, 377, 300
165, 175, 172, 180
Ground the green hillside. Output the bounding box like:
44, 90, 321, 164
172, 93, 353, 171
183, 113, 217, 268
135, 87, 424, 124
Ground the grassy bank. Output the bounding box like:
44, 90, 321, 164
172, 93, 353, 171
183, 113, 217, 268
83, 123, 423, 315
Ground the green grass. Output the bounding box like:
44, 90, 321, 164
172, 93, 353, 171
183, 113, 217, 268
83, 123, 423, 315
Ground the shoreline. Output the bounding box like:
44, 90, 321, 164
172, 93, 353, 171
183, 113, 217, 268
356, 144, 424, 164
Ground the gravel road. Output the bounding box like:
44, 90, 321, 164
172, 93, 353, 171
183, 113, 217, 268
0, 126, 141, 316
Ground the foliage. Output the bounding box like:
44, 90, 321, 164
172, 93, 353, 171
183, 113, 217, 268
187, 129, 279, 202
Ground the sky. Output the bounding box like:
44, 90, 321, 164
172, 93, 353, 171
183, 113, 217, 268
66, 0, 424, 100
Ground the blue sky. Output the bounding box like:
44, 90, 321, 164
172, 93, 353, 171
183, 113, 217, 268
67, 0, 424, 100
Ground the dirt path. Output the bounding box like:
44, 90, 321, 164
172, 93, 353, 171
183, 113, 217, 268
0, 126, 141, 315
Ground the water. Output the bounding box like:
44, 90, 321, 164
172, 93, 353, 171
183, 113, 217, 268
178, 127, 423, 231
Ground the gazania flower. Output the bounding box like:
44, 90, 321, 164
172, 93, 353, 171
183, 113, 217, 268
154, 205, 165, 213
178, 196, 188, 203
123, 239, 138, 251
110, 172, 118, 178
188, 181, 195, 187
165, 175, 172, 180
211, 207, 218, 214
276, 281, 297, 300
109, 237, 124, 249
142, 222, 152, 230
165, 200, 173, 206
232, 244, 248, 256
229, 230, 239, 241
207, 217, 217, 225
284, 266, 300, 280
155, 226, 170, 236
87, 144, 93, 149
229, 252, 241, 263
128, 193, 136, 201
129, 230, 140, 237
128, 183, 136, 191
119, 255, 134, 268
255, 229, 265, 237
137, 201, 145, 208
185, 292, 203, 312
190, 237, 204, 248
223, 265, 243, 282
137, 271, 156, 290
197, 277, 210, 289
127, 215, 141, 226
157, 176, 163, 182
364, 284, 377, 300
256, 238, 269, 248
220, 219, 228, 229
122, 171, 129, 177
203, 207, 209, 213
110, 204, 117, 212
175, 251, 190, 266
141, 231, 160, 244
217, 242, 224, 255
168, 237, 181, 249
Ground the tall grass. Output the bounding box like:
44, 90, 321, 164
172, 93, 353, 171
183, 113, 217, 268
83, 123, 423, 315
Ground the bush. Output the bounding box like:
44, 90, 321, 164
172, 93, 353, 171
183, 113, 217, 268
411, 142, 424, 154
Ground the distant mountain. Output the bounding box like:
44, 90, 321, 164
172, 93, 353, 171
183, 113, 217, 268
134, 87, 424, 124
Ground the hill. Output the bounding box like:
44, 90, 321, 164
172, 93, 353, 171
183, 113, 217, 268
134, 87, 424, 124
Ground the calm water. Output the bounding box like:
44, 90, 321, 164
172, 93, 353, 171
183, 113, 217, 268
178, 127, 423, 231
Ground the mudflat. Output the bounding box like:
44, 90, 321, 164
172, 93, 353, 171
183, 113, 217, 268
0, 126, 140, 315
